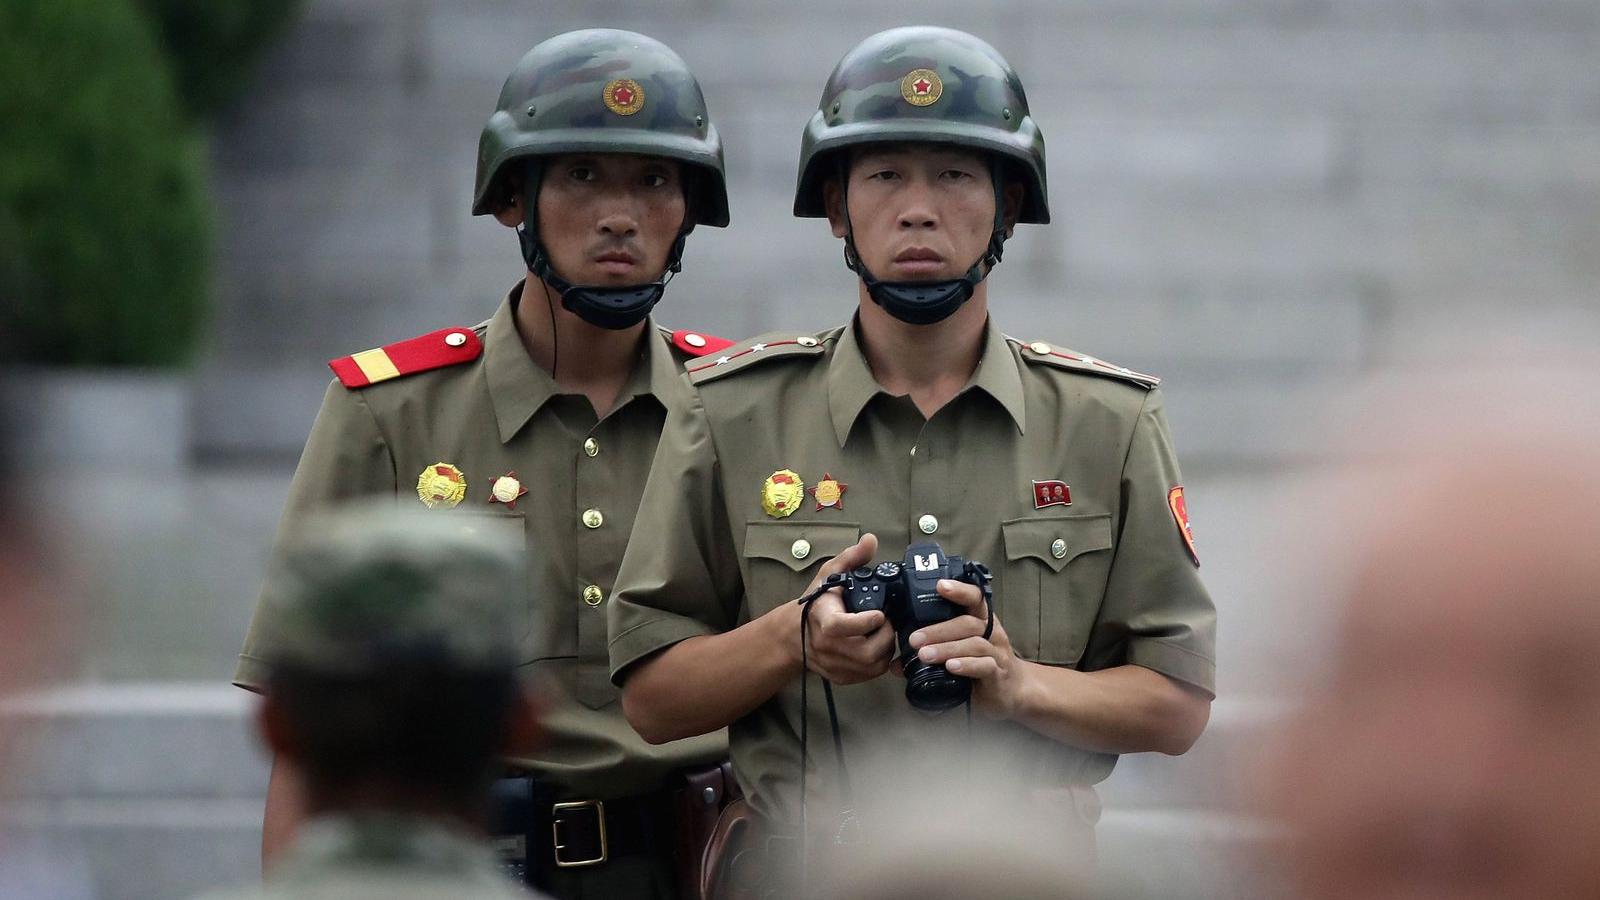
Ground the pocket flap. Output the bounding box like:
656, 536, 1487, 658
1002, 515, 1113, 573
743, 521, 861, 572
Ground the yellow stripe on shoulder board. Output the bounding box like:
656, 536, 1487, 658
350, 348, 400, 384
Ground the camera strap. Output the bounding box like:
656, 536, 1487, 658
790, 566, 995, 879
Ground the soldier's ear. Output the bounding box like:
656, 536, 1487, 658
491, 173, 527, 228
823, 176, 848, 239
501, 682, 546, 756
256, 694, 299, 759
1001, 180, 1024, 236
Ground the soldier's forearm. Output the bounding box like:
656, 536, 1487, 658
621, 603, 803, 744
1010, 662, 1211, 756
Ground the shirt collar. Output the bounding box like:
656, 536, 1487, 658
827, 315, 1027, 447
485, 282, 682, 444
484, 284, 557, 444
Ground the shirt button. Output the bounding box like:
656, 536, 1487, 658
683, 332, 707, 348
583, 437, 599, 457
918, 514, 939, 534
796, 336, 819, 347
1028, 341, 1051, 355
582, 508, 604, 529
582, 585, 604, 606
445, 331, 468, 347
791, 539, 811, 560
1050, 538, 1067, 559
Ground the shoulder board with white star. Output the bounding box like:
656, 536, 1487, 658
1007, 337, 1161, 389
686, 330, 836, 385
660, 327, 736, 358
329, 325, 484, 389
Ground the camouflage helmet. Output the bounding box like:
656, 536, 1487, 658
472, 29, 729, 228
259, 503, 524, 677
794, 27, 1048, 224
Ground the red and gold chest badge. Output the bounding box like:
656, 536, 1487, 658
810, 473, 847, 511
761, 469, 805, 518
1032, 480, 1072, 509
417, 463, 467, 509
1168, 485, 1199, 566
901, 68, 943, 106
603, 78, 645, 116
488, 472, 527, 510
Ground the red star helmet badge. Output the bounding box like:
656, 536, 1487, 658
603, 78, 645, 116
900, 68, 943, 107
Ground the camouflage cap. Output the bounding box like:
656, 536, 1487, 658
795, 27, 1049, 224
472, 28, 729, 227
259, 503, 524, 677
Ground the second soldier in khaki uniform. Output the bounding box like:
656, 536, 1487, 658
608, 27, 1215, 891
235, 29, 732, 899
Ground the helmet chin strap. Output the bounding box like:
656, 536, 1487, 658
840, 159, 1008, 326
514, 163, 689, 331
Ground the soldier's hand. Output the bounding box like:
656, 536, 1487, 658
798, 533, 894, 685
907, 578, 1028, 719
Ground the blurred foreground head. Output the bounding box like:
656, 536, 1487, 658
256, 504, 537, 819
1267, 364, 1600, 900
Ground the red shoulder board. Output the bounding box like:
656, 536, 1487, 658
328, 327, 482, 389
671, 329, 735, 358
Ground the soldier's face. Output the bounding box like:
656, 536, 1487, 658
826, 145, 1014, 282
534, 153, 686, 285
1268, 481, 1600, 900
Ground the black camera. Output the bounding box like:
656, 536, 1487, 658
837, 542, 992, 711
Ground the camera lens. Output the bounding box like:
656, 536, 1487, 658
901, 657, 971, 711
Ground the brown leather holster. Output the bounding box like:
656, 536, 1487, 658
673, 761, 752, 900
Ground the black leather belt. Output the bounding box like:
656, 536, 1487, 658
491, 775, 666, 887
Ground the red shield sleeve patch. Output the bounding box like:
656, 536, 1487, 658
1168, 485, 1199, 566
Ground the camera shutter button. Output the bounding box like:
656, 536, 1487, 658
791, 539, 811, 560
918, 514, 939, 534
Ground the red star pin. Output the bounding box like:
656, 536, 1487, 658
613, 84, 635, 105
913, 78, 932, 95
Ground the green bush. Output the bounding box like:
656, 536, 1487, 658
134, 0, 307, 119
0, 0, 210, 368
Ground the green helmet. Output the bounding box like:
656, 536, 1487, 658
794, 26, 1048, 225
471, 28, 728, 227
259, 503, 524, 678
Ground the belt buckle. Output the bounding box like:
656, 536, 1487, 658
551, 799, 607, 868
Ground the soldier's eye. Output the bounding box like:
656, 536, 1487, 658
941, 169, 974, 180
642, 173, 669, 188
867, 170, 899, 181
569, 167, 596, 182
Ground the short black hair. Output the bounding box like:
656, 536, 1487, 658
268, 663, 519, 801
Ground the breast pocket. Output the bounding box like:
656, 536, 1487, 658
741, 521, 861, 616
1000, 515, 1114, 666
446, 509, 535, 659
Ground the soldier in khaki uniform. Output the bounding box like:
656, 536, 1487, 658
200, 505, 542, 900
234, 29, 731, 898
607, 27, 1215, 887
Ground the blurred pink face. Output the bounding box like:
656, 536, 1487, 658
1273, 522, 1600, 900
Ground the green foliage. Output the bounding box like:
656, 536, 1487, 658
134, 0, 307, 119
0, 0, 211, 368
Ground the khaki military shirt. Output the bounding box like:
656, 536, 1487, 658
608, 317, 1215, 824
193, 813, 539, 899
236, 285, 726, 797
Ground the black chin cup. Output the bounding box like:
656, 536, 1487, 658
514, 165, 686, 331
